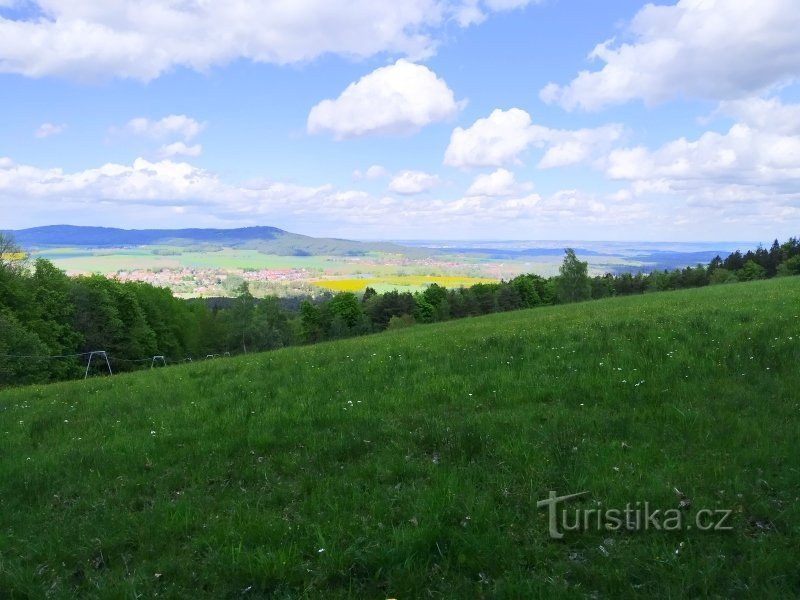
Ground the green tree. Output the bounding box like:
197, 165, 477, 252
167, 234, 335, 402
299, 300, 323, 343
555, 248, 591, 303
328, 292, 362, 328
252, 296, 292, 350
0, 308, 50, 387
29, 259, 82, 380
413, 294, 434, 323
776, 255, 800, 277
510, 274, 542, 307
738, 260, 767, 281
70, 275, 126, 356
229, 282, 257, 353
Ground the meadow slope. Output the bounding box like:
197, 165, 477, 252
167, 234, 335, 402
1, 278, 799, 598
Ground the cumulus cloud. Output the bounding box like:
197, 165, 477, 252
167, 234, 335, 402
308, 60, 464, 139
445, 108, 533, 168
718, 96, 800, 136
353, 165, 390, 181
0, 155, 647, 236
603, 97, 800, 227
158, 142, 203, 158
607, 99, 800, 189
34, 122, 67, 138
541, 0, 800, 111
127, 115, 206, 141
465, 168, 520, 196
453, 0, 537, 26
444, 107, 622, 168
388, 170, 440, 195
0, 1, 539, 81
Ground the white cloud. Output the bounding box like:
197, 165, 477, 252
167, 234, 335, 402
34, 122, 66, 138
1, 155, 793, 238
608, 109, 800, 189
388, 170, 440, 195
0, 1, 538, 81
465, 168, 517, 196
353, 165, 390, 181
308, 60, 464, 139
127, 115, 206, 141
0, 155, 628, 235
604, 97, 800, 225
454, 0, 538, 26
718, 96, 800, 136
541, 0, 800, 111
158, 142, 203, 158
445, 108, 533, 168
444, 107, 622, 168
0, 158, 224, 205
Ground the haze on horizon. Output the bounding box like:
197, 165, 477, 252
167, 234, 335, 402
1, 0, 799, 242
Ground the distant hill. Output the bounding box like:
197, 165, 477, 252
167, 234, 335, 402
6, 225, 423, 257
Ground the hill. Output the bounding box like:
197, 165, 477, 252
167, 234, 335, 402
5, 225, 421, 257
1, 278, 798, 597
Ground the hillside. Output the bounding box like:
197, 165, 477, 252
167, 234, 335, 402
1, 278, 798, 597
5, 225, 421, 257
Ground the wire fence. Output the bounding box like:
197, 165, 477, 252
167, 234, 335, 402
0, 347, 238, 380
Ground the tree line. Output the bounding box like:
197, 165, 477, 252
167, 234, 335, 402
1, 233, 798, 387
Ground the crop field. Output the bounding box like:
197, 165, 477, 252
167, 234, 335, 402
32, 247, 338, 274
1, 278, 798, 597
310, 275, 498, 293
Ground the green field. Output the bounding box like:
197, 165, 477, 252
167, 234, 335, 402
31, 245, 645, 279
33, 247, 340, 273
1, 278, 798, 597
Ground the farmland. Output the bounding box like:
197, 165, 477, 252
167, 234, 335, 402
310, 275, 497, 293
29, 246, 507, 298
27, 242, 735, 299
1, 277, 798, 597
8, 226, 746, 299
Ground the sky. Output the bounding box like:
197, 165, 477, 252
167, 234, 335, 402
1, 0, 799, 242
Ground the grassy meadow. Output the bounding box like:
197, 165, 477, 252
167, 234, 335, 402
0, 278, 798, 598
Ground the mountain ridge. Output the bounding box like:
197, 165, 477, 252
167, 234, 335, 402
5, 224, 421, 257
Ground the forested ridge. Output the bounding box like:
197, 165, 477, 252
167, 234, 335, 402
1, 233, 798, 387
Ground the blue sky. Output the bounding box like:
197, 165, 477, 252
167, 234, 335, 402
1, 0, 798, 241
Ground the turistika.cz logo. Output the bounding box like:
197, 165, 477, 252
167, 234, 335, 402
537, 491, 733, 539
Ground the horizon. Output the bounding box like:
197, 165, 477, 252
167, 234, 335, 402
2, 1, 799, 241
4, 223, 764, 248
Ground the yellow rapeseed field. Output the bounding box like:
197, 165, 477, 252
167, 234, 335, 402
311, 275, 497, 292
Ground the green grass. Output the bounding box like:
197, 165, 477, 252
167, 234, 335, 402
1, 278, 799, 598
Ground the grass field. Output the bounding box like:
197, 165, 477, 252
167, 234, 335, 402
33, 247, 337, 273
1, 278, 798, 598
310, 275, 498, 293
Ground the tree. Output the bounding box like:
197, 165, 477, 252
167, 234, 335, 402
0, 308, 50, 386
252, 296, 292, 350
299, 300, 323, 343
413, 294, 434, 323
510, 274, 542, 307
229, 282, 256, 353
328, 292, 362, 328
777, 255, 800, 277
495, 282, 522, 311
555, 248, 591, 303
738, 260, 767, 281
29, 259, 82, 380
0, 232, 26, 274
